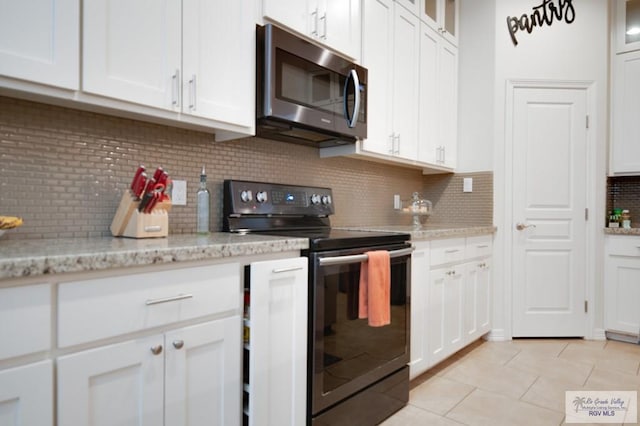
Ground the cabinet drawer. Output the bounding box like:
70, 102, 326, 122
0, 284, 51, 360
430, 238, 466, 266
466, 235, 493, 259
606, 235, 640, 257
58, 263, 241, 348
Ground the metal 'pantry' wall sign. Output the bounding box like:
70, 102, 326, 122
507, 0, 576, 46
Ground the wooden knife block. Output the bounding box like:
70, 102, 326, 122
110, 191, 170, 238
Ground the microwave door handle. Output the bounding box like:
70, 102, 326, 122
318, 246, 414, 266
343, 69, 361, 128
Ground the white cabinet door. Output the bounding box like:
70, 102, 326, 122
362, 1, 420, 161
438, 39, 458, 168
0, 0, 79, 90
83, 0, 181, 109
165, 318, 242, 426
323, 0, 361, 59
392, 5, 420, 160
263, 0, 360, 59
262, 0, 308, 36
397, 0, 420, 16
58, 335, 165, 426
421, 0, 458, 46
0, 361, 53, 426
418, 22, 457, 168
615, 0, 640, 54
463, 258, 491, 343
409, 242, 430, 379
611, 50, 640, 174
246, 257, 307, 426
418, 23, 439, 165
605, 235, 640, 337
428, 265, 464, 366
361, 0, 394, 156
182, 0, 254, 128
0, 283, 51, 361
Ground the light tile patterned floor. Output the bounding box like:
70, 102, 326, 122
382, 339, 640, 426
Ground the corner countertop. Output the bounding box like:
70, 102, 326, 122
338, 225, 497, 241
0, 233, 308, 280
604, 227, 640, 235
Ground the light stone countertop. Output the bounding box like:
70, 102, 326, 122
0, 233, 308, 280
0, 225, 496, 280
338, 225, 497, 241
604, 227, 640, 235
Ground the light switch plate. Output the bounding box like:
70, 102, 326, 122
172, 180, 187, 205
463, 178, 473, 193
394, 194, 401, 209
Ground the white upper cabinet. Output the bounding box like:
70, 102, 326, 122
615, 0, 640, 54
0, 0, 79, 90
83, 0, 254, 135
611, 49, 640, 175
419, 22, 457, 168
421, 0, 458, 46
182, 0, 255, 128
396, 0, 420, 16
361, 0, 419, 160
262, 0, 361, 60
83, 0, 181, 110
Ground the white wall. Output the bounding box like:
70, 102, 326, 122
459, 0, 609, 339
457, 0, 496, 172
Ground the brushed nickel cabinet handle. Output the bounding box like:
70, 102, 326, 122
173, 340, 184, 350
145, 293, 193, 306
150, 345, 163, 355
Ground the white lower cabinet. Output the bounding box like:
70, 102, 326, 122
0, 283, 53, 426
0, 360, 53, 426
463, 258, 491, 343
410, 234, 493, 379
58, 318, 240, 426
409, 242, 429, 379
244, 257, 308, 426
427, 263, 465, 366
605, 235, 640, 335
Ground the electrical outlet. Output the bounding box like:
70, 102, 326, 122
172, 180, 187, 205
393, 194, 401, 210
463, 178, 473, 193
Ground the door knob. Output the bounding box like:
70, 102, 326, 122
516, 222, 536, 231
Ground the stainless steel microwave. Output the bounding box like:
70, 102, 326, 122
256, 24, 367, 148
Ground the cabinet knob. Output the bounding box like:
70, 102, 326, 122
173, 340, 184, 350
150, 345, 163, 355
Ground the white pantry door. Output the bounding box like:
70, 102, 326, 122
511, 85, 588, 337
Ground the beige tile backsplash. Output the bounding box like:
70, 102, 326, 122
0, 97, 492, 240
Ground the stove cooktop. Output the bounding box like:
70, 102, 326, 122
223, 180, 410, 251
258, 228, 411, 252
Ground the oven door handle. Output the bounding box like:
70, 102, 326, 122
318, 246, 414, 267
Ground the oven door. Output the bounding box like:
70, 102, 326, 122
308, 243, 412, 416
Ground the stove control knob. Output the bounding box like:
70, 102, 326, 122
240, 190, 253, 203
321, 195, 332, 205
256, 191, 268, 203
310, 194, 321, 205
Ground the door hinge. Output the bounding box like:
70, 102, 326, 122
584, 300, 588, 313
585, 208, 589, 221
586, 115, 589, 129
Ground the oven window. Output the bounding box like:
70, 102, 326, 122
318, 257, 408, 394
276, 49, 342, 115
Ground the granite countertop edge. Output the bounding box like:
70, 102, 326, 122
0, 225, 497, 280
337, 225, 497, 241
0, 233, 309, 280
604, 228, 640, 235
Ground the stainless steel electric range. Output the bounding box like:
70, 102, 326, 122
223, 180, 412, 426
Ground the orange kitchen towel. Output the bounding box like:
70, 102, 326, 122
358, 250, 391, 327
